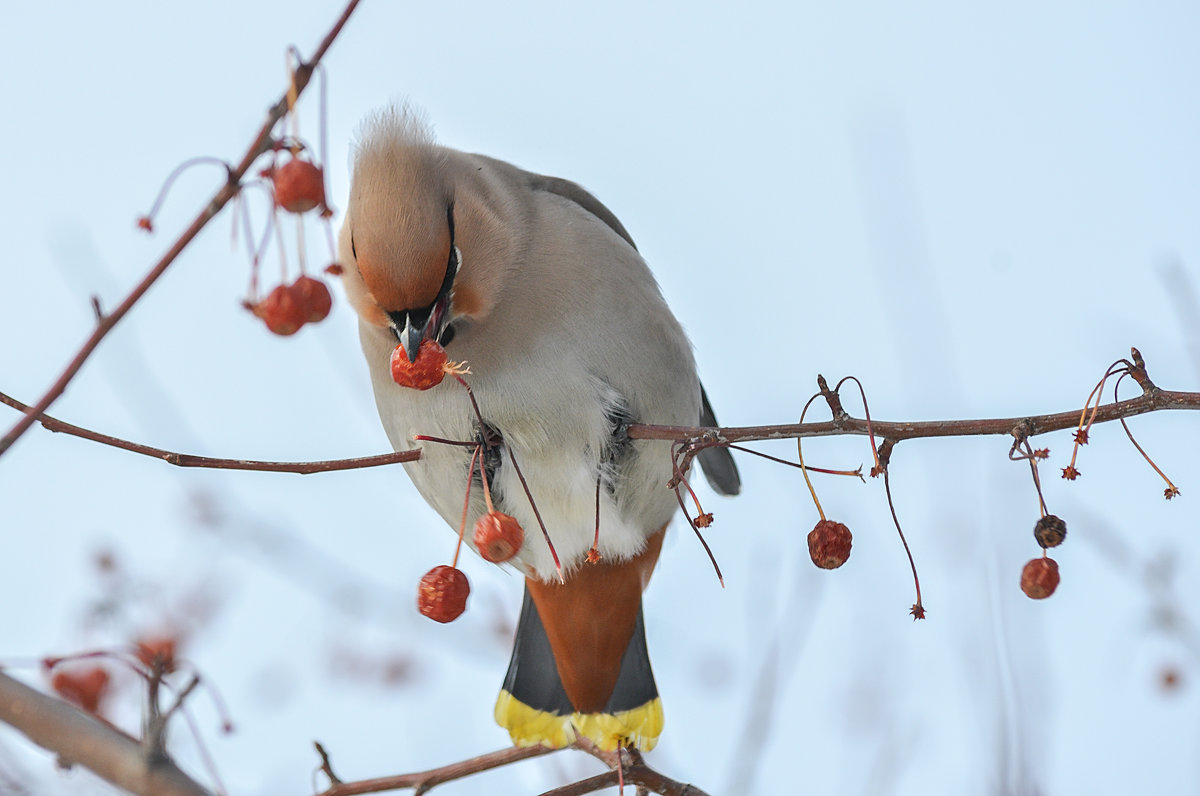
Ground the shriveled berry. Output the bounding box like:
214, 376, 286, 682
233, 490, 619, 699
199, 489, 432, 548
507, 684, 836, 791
253, 284, 307, 336
417, 565, 469, 623
1020, 556, 1060, 599
808, 519, 852, 569
290, 275, 332, 323
474, 511, 524, 563
272, 158, 326, 214
1034, 514, 1067, 548
51, 666, 110, 714
390, 339, 448, 390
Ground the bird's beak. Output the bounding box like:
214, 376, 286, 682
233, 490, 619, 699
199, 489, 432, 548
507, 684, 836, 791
399, 310, 431, 363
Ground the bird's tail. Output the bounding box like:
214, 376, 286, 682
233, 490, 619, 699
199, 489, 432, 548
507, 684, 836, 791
494, 586, 663, 751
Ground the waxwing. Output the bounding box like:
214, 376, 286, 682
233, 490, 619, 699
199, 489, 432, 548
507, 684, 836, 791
339, 106, 739, 751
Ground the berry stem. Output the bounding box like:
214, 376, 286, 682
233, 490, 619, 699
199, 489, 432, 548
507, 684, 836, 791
1112, 373, 1180, 498
835, 376, 882, 475
796, 392, 826, 522
412, 434, 479, 448
883, 469, 924, 619
589, 472, 602, 562
679, 471, 707, 519
273, 202, 290, 283
1067, 359, 1136, 474
479, 447, 497, 514
727, 444, 865, 480
295, 215, 308, 275
1010, 436, 1050, 517
673, 479, 724, 587
446, 370, 562, 580
1028, 442, 1049, 518
504, 445, 563, 582
453, 445, 481, 568
138, 156, 233, 232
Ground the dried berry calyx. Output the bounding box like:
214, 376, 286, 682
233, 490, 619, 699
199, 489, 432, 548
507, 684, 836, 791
272, 157, 326, 214
417, 565, 470, 623
1034, 514, 1067, 548
291, 275, 332, 323
474, 511, 524, 563
391, 339, 448, 390
252, 284, 308, 336
135, 636, 178, 673
807, 519, 852, 569
1021, 556, 1060, 599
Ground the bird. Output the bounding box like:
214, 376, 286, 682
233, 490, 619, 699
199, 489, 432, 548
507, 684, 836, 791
338, 106, 740, 752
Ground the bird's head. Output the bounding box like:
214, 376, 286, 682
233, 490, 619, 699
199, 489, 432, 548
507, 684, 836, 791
338, 109, 493, 362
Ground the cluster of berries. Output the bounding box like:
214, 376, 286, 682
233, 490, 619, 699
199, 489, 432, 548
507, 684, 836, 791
247, 156, 335, 336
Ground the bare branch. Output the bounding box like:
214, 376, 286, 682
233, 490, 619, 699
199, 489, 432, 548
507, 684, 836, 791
0, 391, 417, 474
4, 383, 1195, 478
628, 387, 1200, 447
0, 672, 212, 796
313, 738, 710, 796
315, 745, 555, 795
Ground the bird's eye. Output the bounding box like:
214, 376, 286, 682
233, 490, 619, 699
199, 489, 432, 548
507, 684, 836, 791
350, 233, 357, 260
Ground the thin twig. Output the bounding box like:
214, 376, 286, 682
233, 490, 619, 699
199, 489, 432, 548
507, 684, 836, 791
315, 745, 555, 796
0, 391, 417, 473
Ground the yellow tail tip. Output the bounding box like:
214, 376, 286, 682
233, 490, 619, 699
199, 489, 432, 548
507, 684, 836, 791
494, 690, 663, 751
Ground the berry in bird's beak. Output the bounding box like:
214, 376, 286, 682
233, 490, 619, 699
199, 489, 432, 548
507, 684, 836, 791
390, 339, 448, 390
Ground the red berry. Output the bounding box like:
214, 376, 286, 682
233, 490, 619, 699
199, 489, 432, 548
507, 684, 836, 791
1020, 556, 1060, 599
473, 511, 524, 563
290, 275, 332, 323
51, 666, 110, 714
272, 157, 326, 214
390, 339, 448, 390
253, 284, 307, 336
417, 565, 470, 623
807, 519, 852, 569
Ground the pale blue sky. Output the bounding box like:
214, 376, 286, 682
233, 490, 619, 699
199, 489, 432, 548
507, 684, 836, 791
2, 2, 1198, 794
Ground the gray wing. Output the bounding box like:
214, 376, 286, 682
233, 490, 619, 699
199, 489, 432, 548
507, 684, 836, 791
528, 174, 639, 251
530, 168, 740, 497
697, 384, 741, 496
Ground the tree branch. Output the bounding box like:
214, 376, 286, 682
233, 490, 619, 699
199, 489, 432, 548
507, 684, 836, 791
316, 744, 554, 795
0, 391, 418, 474
314, 738, 709, 796
0, 672, 212, 796
627, 386, 1199, 446
0, 0, 362, 460
4, 383, 1195, 478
